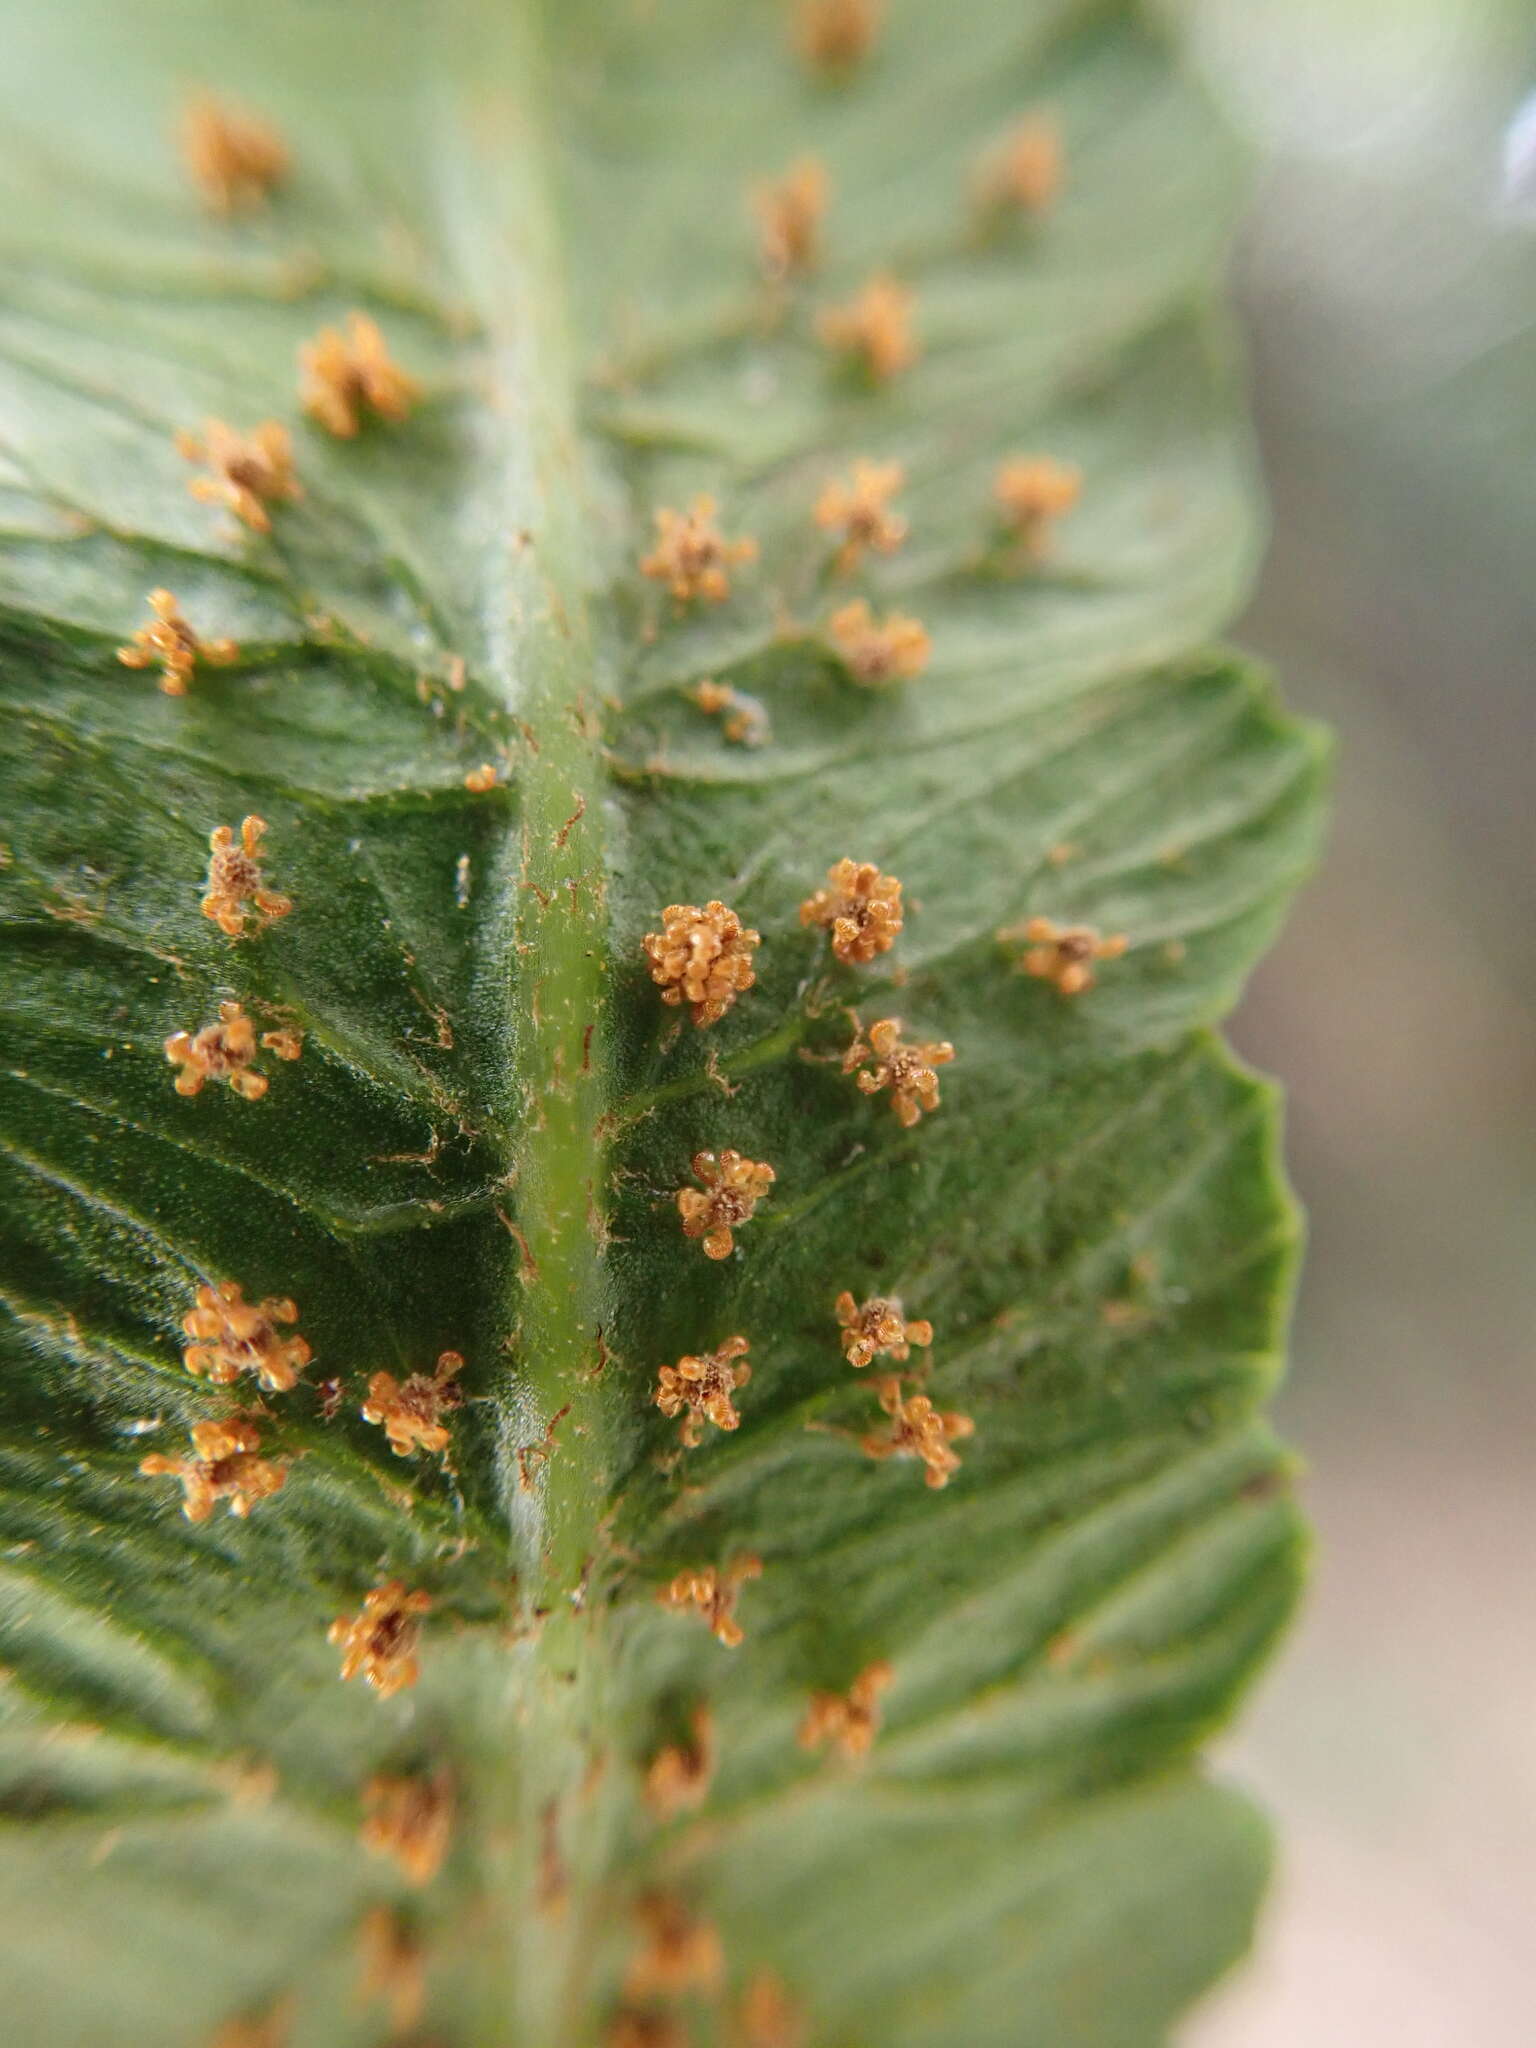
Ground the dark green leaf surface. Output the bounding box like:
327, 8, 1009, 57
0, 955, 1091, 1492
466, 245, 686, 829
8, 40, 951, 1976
0, 3, 1325, 2044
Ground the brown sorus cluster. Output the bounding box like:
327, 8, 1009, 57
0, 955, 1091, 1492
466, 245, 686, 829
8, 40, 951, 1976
138, 1415, 285, 1522
330, 1579, 432, 1699
799, 857, 903, 964
993, 456, 1082, 558
299, 312, 419, 437
827, 599, 930, 686
177, 419, 302, 533
361, 1350, 465, 1457
737, 1972, 809, 2048
835, 1291, 932, 1370
361, 1769, 455, 1887
164, 1002, 301, 1100
179, 94, 289, 214
677, 1149, 776, 1260
116, 589, 238, 697
640, 495, 758, 607
814, 458, 908, 572
691, 678, 769, 748
655, 1335, 752, 1447
643, 900, 760, 1028
624, 1892, 725, 2002
817, 273, 917, 382
843, 1017, 954, 1127
182, 1280, 312, 1392
862, 1377, 974, 1488
463, 762, 499, 791
202, 815, 292, 938
658, 1556, 762, 1648
1006, 915, 1127, 995
643, 1705, 715, 1821
798, 1660, 894, 1760
752, 156, 830, 278
796, 0, 883, 74
973, 115, 1064, 219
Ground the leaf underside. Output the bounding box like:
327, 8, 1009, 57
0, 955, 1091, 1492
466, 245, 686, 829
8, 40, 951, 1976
0, 3, 1326, 2045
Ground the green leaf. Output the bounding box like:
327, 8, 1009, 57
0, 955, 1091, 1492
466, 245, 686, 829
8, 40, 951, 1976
0, 3, 1326, 2044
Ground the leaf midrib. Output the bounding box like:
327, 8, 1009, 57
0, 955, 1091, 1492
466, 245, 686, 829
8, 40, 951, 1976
432, 23, 623, 2037
436, 36, 611, 1600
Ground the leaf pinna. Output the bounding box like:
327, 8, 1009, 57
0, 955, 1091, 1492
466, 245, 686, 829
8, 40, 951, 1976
0, 4, 1326, 2045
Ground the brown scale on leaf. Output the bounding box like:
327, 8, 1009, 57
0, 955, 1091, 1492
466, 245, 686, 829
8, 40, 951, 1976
799, 857, 903, 964
862, 1376, 974, 1489
817, 273, 917, 382
655, 1335, 752, 1447
1003, 914, 1127, 995
738, 1972, 809, 2048
814, 459, 907, 573
164, 1001, 300, 1100
606, 2012, 688, 2048
202, 815, 292, 937
752, 156, 829, 279
973, 115, 1064, 221
537, 1795, 569, 1913
177, 419, 302, 533
299, 312, 419, 438
361, 1769, 454, 1887
640, 495, 758, 607
643, 1705, 715, 1821
843, 1016, 954, 1127
643, 900, 760, 1027
795, 0, 882, 75
691, 678, 769, 748
658, 1556, 762, 1648
329, 1579, 432, 1699
179, 94, 289, 215
361, 1350, 465, 1458
356, 1905, 425, 2035
798, 1659, 894, 1760
835, 1290, 932, 1370
624, 1891, 725, 2003
182, 1280, 312, 1391
138, 1415, 285, 1522
827, 599, 930, 687
993, 456, 1082, 559
677, 1150, 775, 1260
516, 1403, 571, 1493
116, 588, 238, 697
208, 1996, 295, 2048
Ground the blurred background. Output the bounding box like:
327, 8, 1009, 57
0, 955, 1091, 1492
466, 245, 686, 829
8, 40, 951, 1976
1172, 1, 1536, 2040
